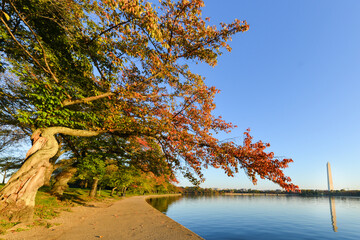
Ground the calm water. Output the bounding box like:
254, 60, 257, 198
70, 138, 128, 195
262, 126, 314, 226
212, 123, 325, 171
147, 195, 360, 240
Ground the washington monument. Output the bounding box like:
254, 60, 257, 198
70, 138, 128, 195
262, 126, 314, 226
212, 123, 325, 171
327, 162, 334, 191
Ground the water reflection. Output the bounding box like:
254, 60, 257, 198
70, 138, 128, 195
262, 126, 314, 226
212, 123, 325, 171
148, 195, 360, 240
146, 196, 182, 213
329, 197, 338, 232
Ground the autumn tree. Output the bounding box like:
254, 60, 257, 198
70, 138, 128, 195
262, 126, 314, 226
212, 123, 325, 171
0, 0, 298, 222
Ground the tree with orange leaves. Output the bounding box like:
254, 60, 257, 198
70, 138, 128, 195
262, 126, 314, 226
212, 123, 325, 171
0, 0, 297, 222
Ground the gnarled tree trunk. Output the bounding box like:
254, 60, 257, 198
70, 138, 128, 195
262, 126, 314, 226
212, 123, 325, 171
0, 129, 58, 222
44, 142, 64, 187
43, 164, 54, 187
50, 166, 77, 196
0, 127, 100, 222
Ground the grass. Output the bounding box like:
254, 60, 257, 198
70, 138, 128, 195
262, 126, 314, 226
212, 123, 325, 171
33, 187, 123, 224
0, 220, 19, 235
0, 185, 123, 235
0, 183, 172, 235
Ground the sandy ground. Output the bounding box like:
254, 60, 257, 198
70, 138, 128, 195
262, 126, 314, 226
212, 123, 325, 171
2, 194, 203, 240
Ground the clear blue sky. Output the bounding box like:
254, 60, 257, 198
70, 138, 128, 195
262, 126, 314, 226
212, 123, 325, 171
177, 0, 360, 190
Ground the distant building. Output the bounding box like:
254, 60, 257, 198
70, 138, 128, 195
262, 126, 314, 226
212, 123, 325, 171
327, 162, 334, 191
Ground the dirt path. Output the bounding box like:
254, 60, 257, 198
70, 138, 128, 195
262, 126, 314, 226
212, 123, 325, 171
2, 195, 203, 240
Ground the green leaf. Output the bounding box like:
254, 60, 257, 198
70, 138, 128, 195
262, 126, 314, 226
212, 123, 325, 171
2, 12, 10, 21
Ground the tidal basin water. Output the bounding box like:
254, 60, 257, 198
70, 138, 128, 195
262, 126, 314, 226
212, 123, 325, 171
147, 195, 360, 240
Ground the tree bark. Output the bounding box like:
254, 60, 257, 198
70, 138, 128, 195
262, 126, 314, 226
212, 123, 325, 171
50, 167, 77, 196
89, 178, 99, 198
110, 187, 117, 196
121, 186, 127, 197
44, 141, 64, 187
0, 129, 58, 222
0, 127, 101, 222
43, 164, 54, 187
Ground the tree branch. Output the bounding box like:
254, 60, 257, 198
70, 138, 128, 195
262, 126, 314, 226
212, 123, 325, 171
62, 92, 115, 107
88, 20, 131, 44
172, 95, 198, 119
45, 127, 103, 137
7, 1, 60, 84
62, 70, 162, 107
0, 12, 48, 74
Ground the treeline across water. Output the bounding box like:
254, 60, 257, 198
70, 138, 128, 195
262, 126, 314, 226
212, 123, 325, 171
179, 187, 360, 197
299, 189, 360, 197
179, 187, 287, 195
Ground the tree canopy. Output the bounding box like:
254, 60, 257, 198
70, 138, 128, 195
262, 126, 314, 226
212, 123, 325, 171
0, 0, 298, 222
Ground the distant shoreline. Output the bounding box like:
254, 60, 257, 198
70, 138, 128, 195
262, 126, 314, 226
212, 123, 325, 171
223, 192, 360, 197
224, 193, 295, 196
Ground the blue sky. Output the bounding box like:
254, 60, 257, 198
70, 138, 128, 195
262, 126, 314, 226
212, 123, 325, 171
177, 0, 360, 190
